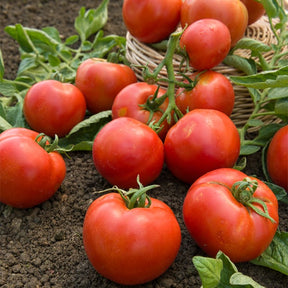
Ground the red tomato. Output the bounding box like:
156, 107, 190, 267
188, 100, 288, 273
83, 192, 181, 285
180, 19, 231, 70
92, 117, 164, 189
183, 168, 279, 262
164, 109, 240, 183
266, 125, 288, 191
176, 71, 235, 116
75, 59, 137, 114
23, 79, 86, 137
112, 82, 172, 140
122, 0, 182, 43
240, 0, 265, 25
0, 128, 66, 208
181, 0, 248, 46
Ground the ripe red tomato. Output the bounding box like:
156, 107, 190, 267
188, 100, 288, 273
83, 192, 181, 285
164, 109, 240, 183
23, 79, 86, 137
183, 168, 279, 262
122, 0, 182, 43
75, 59, 137, 114
0, 128, 66, 208
112, 82, 172, 140
181, 0, 248, 46
92, 117, 164, 189
266, 125, 288, 191
180, 19, 231, 70
176, 70, 235, 116
240, 0, 265, 25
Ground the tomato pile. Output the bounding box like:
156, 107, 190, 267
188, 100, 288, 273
0, 0, 287, 286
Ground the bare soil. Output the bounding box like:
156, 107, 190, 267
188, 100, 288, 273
0, 1, 287, 287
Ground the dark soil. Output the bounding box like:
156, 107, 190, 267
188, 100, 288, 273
0, 1, 287, 287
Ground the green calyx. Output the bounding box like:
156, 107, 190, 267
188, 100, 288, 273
231, 177, 276, 223
102, 175, 159, 209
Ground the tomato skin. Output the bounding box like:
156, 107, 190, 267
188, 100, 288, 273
240, 0, 265, 25
0, 128, 66, 208
83, 193, 181, 285
75, 59, 137, 114
180, 19, 231, 70
122, 0, 182, 43
24, 79, 86, 137
181, 0, 248, 46
176, 71, 235, 116
164, 109, 240, 183
183, 168, 279, 262
267, 125, 288, 191
92, 117, 164, 189
112, 82, 171, 140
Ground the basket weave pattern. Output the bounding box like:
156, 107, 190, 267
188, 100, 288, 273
126, 16, 287, 128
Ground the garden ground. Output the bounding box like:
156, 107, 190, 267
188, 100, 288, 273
0, 1, 287, 287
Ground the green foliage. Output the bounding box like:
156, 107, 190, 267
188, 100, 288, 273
193, 251, 265, 288
0, 0, 125, 150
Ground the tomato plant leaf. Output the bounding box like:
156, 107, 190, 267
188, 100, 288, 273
58, 111, 112, 151
193, 251, 265, 288
192, 255, 224, 288
240, 144, 261, 156
232, 38, 271, 54
230, 66, 288, 89
230, 273, 265, 288
259, 0, 280, 18
251, 231, 288, 275
223, 54, 257, 75
74, 0, 109, 42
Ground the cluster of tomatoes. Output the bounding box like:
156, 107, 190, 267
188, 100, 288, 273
0, 0, 287, 286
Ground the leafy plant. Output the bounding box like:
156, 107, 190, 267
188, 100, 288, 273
193, 251, 266, 288
0, 0, 123, 149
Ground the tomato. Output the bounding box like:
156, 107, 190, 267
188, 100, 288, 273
23, 79, 86, 137
183, 168, 279, 262
83, 191, 181, 285
164, 109, 240, 183
176, 71, 235, 116
181, 0, 248, 46
92, 117, 164, 189
240, 0, 265, 25
122, 0, 182, 43
112, 82, 172, 140
0, 128, 66, 208
266, 125, 288, 191
75, 59, 137, 114
180, 19, 231, 71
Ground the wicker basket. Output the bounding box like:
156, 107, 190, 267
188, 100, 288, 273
126, 16, 287, 129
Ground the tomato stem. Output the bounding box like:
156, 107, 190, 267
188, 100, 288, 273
100, 175, 159, 209
231, 177, 276, 223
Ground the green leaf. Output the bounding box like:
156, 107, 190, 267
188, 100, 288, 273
74, 0, 109, 42
223, 54, 257, 76
230, 66, 288, 89
0, 80, 18, 97
264, 181, 288, 202
240, 144, 261, 156
258, 0, 279, 18
58, 111, 112, 151
193, 255, 224, 288
232, 38, 271, 54
193, 251, 265, 288
230, 273, 265, 288
17, 57, 37, 76
251, 231, 288, 275
267, 87, 288, 100
65, 35, 79, 46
